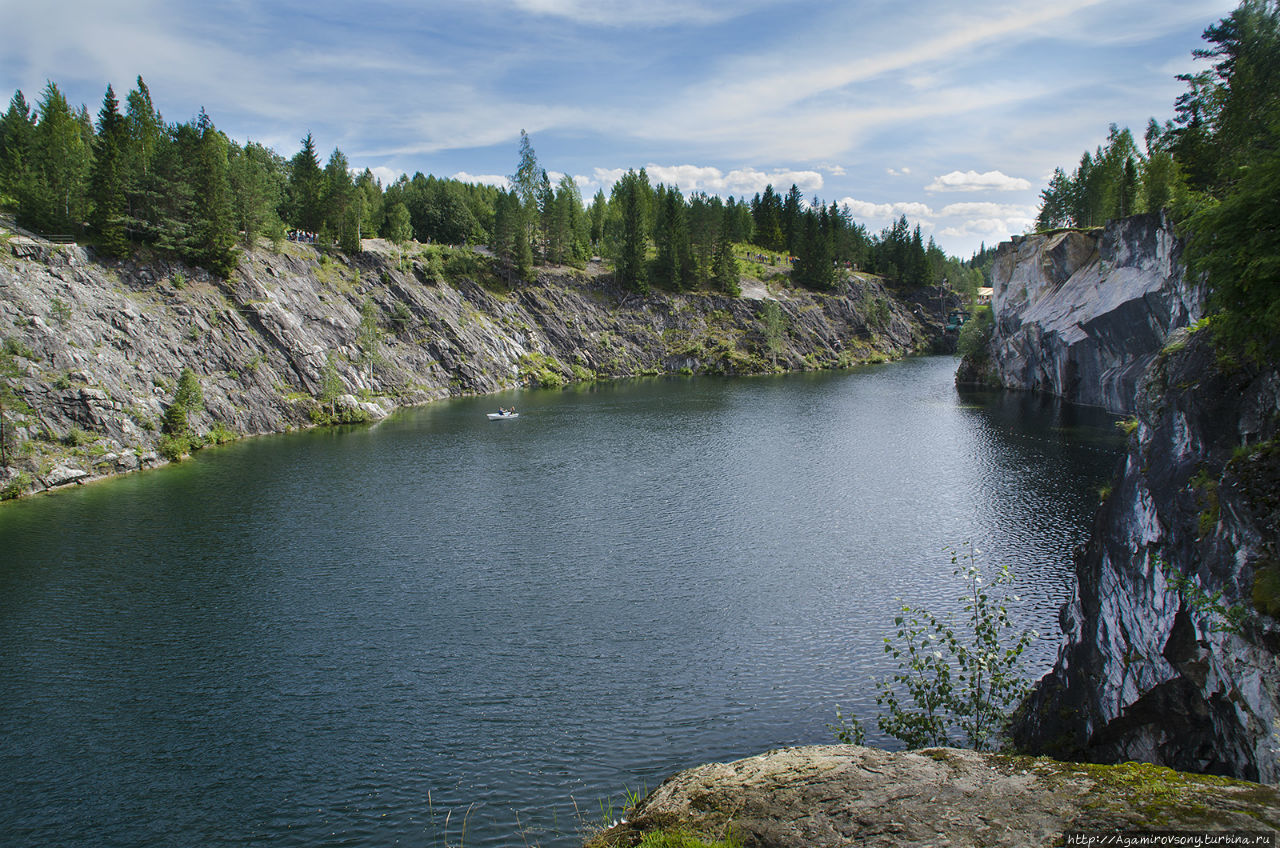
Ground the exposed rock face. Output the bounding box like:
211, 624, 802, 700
985, 213, 1202, 413
0, 234, 929, 497
1013, 328, 1280, 782
587, 745, 1280, 848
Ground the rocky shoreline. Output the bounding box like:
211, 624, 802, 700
0, 229, 934, 500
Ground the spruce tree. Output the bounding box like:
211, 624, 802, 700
609, 169, 649, 294
288, 132, 324, 233
27, 82, 90, 234
89, 85, 130, 257
186, 110, 237, 276
0, 90, 36, 207
712, 208, 740, 296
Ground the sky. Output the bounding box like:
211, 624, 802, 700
0, 0, 1241, 257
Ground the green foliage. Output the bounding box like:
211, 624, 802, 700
205, 422, 236, 445
519, 351, 568, 388
1251, 563, 1280, 618
844, 547, 1034, 751
60, 426, 94, 447
608, 169, 650, 294
1159, 557, 1248, 634
1034, 2, 1280, 361
89, 85, 130, 257
356, 299, 383, 382
1187, 148, 1280, 360
637, 831, 740, 848
161, 367, 203, 445
1, 471, 32, 500
759, 300, 787, 366
956, 305, 993, 361
385, 201, 412, 245
49, 296, 71, 326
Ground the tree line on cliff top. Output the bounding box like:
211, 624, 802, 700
0, 79, 984, 297
1037, 0, 1280, 359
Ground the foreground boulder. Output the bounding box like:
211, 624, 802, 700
586, 745, 1280, 848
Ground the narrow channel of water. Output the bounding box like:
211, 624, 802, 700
0, 357, 1122, 847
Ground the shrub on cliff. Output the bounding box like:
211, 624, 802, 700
956, 305, 993, 362
159, 367, 203, 459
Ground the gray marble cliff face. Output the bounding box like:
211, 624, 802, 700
988, 212, 1202, 414
996, 216, 1280, 783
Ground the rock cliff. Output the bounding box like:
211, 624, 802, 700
0, 228, 929, 498
586, 745, 1280, 848
978, 213, 1202, 413
1012, 326, 1280, 782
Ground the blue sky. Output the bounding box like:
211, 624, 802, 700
1, 0, 1239, 257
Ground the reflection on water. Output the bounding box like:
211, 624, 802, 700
0, 358, 1122, 847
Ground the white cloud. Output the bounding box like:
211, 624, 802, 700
887, 167, 912, 177
368, 166, 406, 186
495, 0, 772, 26
577, 164, 822, 198
838, 197, 935, 223
926, 170, 1032, 193
452, 172, 511, 189
939, 201, 1037, 218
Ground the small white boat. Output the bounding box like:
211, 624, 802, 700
487, 411, 519, 420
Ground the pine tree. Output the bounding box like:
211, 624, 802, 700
89, 85, 129, 257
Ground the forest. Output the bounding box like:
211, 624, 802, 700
1035, 0, 1279, 358
0, 78, 985, 299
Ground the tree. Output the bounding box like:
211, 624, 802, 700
711, 207, 740, 295
510, 129, 542, 264
321, 147, 359, 251
159, 367, 204, 459
186, 110, 237, 276
357, 298, 382, 382
608, 169, 649, 294
89, 85, 130, 256
834, 548, 1034, 751
781, 183, 804, 254
654, 184, 693, 290
760, 300, 786, 366
751, 184, 784, 251
287, 132, 324, 233
228, 140, 286, 247
25, 81, 90, 234
0, 90, 36, 207
1188, 148, 1280, 360
385, 201, 412, 244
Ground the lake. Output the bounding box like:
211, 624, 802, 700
0, 357, 1123, 847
